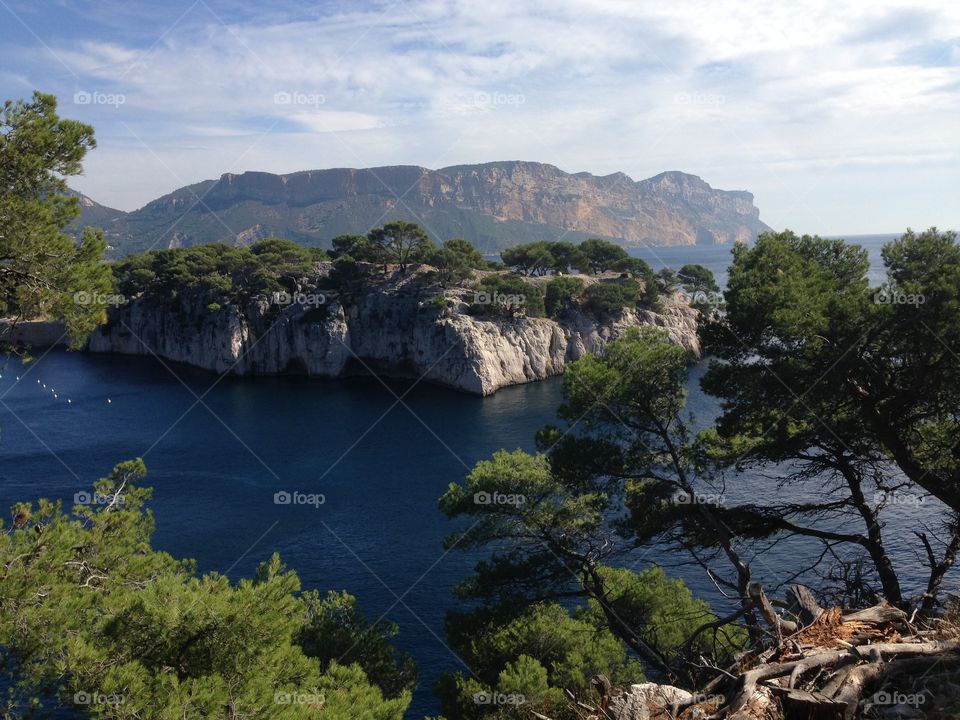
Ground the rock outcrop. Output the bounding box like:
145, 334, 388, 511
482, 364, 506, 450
74, 161, 770, 257
85, 270, 700, 396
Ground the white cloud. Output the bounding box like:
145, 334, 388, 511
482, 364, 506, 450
3, 0, 956, 233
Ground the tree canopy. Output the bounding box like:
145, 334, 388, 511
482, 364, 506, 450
0, 460, 413, 718
368, 221, 436, 272
701, 228, 960, 609
437, 328, 743, 717
429, 238, 489, 286
112, 238, 325, 311
0, 91, 112, 350
579, 239, 629, 274
677, 263, 719, 293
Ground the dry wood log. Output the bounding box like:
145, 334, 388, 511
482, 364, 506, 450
785, 585, 824, 628
722, 639, 960, 717
726, 684, 778, 720
768, 685, 847, 719
748, 583, 798, 637
830, 662, 885, 719
578, 595, 960, 720
842, 605, 907, 624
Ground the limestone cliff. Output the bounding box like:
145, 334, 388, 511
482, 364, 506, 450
75, 161, 769, 257
85, 270, 700, 396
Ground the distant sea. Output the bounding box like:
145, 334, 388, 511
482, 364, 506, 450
485, 233, 900, 289
626, 232, 900, 289
0, 233, 938, 718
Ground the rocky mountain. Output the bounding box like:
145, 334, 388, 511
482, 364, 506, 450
74, 161, 769, 257
66, 190, 127, 230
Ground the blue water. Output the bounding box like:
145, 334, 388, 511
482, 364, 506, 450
626, 232, 900, 289
0, 233, 941, 717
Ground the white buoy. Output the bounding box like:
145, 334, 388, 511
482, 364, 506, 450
107, 399, 112, 404
67, 399, 72, 404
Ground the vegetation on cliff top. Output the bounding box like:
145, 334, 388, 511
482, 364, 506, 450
108, 221, 685, 325
112, 238, 327, 310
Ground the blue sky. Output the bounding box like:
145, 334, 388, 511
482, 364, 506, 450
1, 0, 958, 234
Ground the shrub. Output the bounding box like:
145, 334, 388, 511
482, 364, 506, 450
426, 292, 450, 315
430, 239, 487, 286
470, 275, 544, 318
585, 282, 629, 317
544, 276, 584, 317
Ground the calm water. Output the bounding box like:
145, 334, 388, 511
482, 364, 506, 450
0, 233, 941, 717
626, 232, 900, 289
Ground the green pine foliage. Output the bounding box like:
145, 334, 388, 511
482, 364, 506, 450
111, 238, 324, 309
469, 275, 545, 318
0, 460, 412, 719
0, 91, 113, 350
543, 277, 584, 317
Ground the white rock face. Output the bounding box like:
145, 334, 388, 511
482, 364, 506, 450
606, 683, 699, 720
86, 282, 701, 395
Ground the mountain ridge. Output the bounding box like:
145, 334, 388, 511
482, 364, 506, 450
71, 161, 771, 257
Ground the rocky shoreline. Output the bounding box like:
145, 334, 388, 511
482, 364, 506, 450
11, 271, 701, 396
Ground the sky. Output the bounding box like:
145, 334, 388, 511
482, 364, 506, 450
1, 0, 958, 235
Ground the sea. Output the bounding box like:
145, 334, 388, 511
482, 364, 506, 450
0, 233, 945, 717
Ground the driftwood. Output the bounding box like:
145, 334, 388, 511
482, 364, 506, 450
537, 587, 960, 720
786, 584, 824, 627
719, 594, 959, 719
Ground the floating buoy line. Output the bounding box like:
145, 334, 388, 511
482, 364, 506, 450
5, 372, 114, 407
